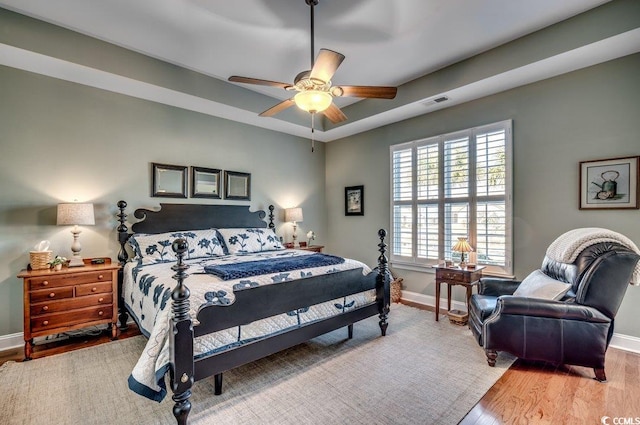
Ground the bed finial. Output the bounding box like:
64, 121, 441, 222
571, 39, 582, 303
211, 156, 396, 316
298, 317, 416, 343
170, 238, 194, 425
268, 205, 275, 229
376, 229, 390, 336
117, 200, 129, 264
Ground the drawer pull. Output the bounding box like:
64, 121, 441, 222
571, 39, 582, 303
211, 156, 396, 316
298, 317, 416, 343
91, 287, 97, 292
49, 292, 56, 298
98, 311, 104, 316
42, 281, 49, 286
42, 305, 49, 311
43, 320, 49, 326
98, 297, 104, 303
98, 275, 104, 280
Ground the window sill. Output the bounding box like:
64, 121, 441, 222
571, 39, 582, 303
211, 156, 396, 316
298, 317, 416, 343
390, 260, 514, 279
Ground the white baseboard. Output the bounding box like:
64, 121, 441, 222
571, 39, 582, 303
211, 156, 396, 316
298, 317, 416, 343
0, 332, 24, 353
400, 290, 640, 354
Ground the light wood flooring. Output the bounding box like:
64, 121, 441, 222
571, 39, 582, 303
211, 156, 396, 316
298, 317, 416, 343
2, 309, 638, 424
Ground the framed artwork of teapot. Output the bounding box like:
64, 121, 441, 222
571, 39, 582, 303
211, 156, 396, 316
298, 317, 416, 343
579, 156, 639, 209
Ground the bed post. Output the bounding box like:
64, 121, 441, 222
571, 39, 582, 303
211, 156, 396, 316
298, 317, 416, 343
170, 239, 194, 425
376, 229, 390, 336
268, 204, 275, 229
116, 200, 130, 330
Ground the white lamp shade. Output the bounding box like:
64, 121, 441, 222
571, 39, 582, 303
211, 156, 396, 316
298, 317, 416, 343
285, 207, 303, 223
57, 203, 95, 226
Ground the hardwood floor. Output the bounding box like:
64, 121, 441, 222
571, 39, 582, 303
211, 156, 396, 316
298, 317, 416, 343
404, 300, 640, 424
1, 309, 638, 425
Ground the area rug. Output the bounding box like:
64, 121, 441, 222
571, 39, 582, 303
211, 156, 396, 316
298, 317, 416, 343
0, 304, 513, 425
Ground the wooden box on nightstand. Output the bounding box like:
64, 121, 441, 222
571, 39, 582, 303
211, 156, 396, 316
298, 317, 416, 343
18, 258, 120, 360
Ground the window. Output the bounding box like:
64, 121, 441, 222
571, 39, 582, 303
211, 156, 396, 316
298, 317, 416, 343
390, 120, 512, 276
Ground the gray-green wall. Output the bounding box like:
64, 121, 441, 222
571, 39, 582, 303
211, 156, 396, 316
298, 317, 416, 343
325, 53, 640, 338
0, 65, 327, 338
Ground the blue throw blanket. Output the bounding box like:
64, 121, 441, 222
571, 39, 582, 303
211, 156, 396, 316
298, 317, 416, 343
204, 253, 345, 280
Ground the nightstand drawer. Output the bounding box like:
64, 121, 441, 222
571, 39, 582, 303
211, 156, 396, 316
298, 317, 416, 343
30, 293, 113, 316
31, 305, 113, 332
30, 287, 74, 302
29, 271, 111, 290
75, 281, 113, 297
436, 270, 467, 282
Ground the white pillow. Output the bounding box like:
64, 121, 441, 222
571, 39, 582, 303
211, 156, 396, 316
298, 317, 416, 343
217, 228, 284, 254
513, 269, 571, 300
129, 229, 225, 264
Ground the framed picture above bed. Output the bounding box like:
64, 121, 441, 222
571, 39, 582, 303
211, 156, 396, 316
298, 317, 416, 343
224, 170, 251, 200
345, 185, 364, 216
579, 156, 639, 210
191, 166, 222, 199
151, 162, 187, 198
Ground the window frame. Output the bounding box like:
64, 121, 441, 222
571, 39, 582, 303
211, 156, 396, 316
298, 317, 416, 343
389, 120, 513, 276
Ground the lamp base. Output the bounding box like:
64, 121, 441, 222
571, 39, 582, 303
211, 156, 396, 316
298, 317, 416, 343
68, 255, 85, 267
292, 223, 300, 249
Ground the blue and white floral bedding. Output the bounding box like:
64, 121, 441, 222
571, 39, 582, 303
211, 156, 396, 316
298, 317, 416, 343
123, 249, 374, 402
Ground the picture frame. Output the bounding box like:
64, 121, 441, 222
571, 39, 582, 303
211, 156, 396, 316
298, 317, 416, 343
191, 166, 221, 199
224, 170, 251, 201
152, 162, 187, 198
579, 156, 639, 210
345, 185, 364, 216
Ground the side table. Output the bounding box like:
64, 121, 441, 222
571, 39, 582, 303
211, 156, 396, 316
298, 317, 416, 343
18, 258, 120, 360
434, 265, 485, 322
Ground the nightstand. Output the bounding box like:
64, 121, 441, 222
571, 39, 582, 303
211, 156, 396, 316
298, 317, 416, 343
284, 243, 324, 253
434, 265, 485, 323
300, 245, 324, 253
18, 258, 120, 360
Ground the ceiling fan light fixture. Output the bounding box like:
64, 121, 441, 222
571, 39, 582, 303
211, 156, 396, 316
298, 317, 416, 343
294, 90, 332, 113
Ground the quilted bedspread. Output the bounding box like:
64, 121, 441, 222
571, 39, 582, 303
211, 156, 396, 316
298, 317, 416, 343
123, 249, 374, 402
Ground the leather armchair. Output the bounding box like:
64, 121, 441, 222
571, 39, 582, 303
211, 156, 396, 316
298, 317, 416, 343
469, 242, 639, 382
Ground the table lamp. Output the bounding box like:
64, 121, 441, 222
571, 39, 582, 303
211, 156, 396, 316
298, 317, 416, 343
57, 202, 95, 267
452, 237, 473, 268
284, 207, 303, 248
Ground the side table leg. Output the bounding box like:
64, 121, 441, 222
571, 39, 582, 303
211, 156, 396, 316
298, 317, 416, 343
447, 284, 452, 311
435, 281, 440, 321
466, 286, 473, 313
24, 338, 34, 361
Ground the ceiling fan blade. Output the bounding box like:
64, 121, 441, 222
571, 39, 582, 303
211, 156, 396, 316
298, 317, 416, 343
259, 99, 296, 117
322, 103, 347, 124
309, 49, 345, 84
332, 85, 397, 99
229, 76, 292, 90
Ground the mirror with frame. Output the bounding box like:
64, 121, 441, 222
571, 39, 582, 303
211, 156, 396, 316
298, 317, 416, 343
191, 166, 221, 199
224, 171, 251, 201
152, 163, 187, 198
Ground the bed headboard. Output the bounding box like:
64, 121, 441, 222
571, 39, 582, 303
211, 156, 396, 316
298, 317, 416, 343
116, 200, 275, 263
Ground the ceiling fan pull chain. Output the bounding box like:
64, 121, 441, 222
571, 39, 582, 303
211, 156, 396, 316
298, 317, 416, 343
311, 113, 315, 152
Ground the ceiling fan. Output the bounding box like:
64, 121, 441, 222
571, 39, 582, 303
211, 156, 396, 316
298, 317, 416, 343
228, 0, 398, 125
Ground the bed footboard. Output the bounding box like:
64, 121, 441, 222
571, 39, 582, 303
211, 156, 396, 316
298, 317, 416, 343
168, 229, 389, 425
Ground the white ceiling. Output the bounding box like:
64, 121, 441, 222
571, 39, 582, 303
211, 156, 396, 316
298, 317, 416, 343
2, 0, 637, 142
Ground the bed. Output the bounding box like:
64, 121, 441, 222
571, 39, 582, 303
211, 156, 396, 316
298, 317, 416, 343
115, 201, 391, 425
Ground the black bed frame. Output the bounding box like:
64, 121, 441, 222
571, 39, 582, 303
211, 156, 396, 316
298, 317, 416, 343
116, 201, 390, 425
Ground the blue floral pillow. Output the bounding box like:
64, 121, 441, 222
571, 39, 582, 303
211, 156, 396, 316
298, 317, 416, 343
129, 229, 225, 264
217, 228, 284, 255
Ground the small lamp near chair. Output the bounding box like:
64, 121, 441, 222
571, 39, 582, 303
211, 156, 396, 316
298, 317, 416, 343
285, 207, 303, 249
57, 202, 95, 267
452, 237, 473, 268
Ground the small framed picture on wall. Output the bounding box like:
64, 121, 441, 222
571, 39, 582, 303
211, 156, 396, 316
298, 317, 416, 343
345, 185, 364, 216
579, 156, 639, 210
